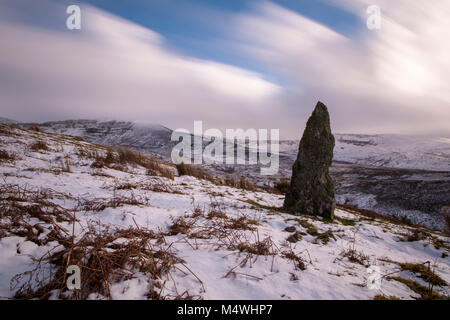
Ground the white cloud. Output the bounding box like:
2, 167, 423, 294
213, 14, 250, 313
0, 1, 281, 131
231, 0, 450, 136
0, 0, 449, 137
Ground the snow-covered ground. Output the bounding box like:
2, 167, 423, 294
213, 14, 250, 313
282, 134, 450, 172
0, 124, 449, 300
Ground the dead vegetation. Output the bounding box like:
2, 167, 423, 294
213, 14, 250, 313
0, 180, 203, 300
2, 122, 447, 300
4, 186, 302, 299
28, 124, 42, 132
388, 276, 448, 300
379, 258, 449, 300
397, 262, 447, 287
235, 236, 274, 256
273, 180, 290, 195
176, 162, 259, 192
281, 247, 309, 271
373, 294, 400, 300
381, 259, 448, 288
0, 184, 201, 300
396, 228, 450, 252
0, 149, 18, 163
60, 157, 72, 173
177, 162, 214, 181
223, 176, 258, 191
164, 200, 310, 280
90, 147, 174, 180
0, 183, 152, 244
0, 124, 12, 136
338, 234, 370, 267
10, 220, 200, 300
30, 140, 49, 152
441, 206, 450, 234
0, 184, 74, 245
340, 246, 370, 267
79, 192, 149, 212
104, 179, 183, 195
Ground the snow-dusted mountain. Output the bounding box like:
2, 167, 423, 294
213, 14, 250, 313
281, 134, 450, 172
33, 120, 175, 159
23, 119, 450, 172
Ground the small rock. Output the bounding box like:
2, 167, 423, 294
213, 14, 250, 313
287, 232, 302, 243
284, 226, 296, 233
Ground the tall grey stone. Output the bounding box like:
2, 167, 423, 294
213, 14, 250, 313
283, 101, 336, 220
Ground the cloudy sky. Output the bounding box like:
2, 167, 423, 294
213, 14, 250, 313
0, 0, 449, 138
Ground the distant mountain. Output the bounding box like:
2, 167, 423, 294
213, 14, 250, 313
0, 117, 18, 124
28, 120, 176, 159
280, 134, 450, 171
21, 119, 450, 172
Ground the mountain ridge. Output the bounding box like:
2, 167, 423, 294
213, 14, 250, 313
16, 118, 450, 172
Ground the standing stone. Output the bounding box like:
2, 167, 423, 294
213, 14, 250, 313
283, 101, 336, 220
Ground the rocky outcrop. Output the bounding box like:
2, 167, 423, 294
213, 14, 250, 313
283, 101, 336, 220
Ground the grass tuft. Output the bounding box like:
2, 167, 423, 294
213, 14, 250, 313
30, 140, 49, 151
390, 276, 448, 300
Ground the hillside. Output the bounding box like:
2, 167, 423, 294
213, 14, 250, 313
0, 123, 449, 300
25, 120, 450, 172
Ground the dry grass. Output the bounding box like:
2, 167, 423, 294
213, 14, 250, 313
393, 261, 447, 287
389, 276, 448, 300
340, 247, 370, 266
206, 209, 228, 220
166, 216, 197, 236
223, 175, 258, 191
0, 149, 17, 162
165, 201, 310, 279
30, 140, 49, 151
373, 294, 400, 300
0, 183, 202, 300
235, 237, 274, 256
90, 170, 114, 178
90, 147, 174, 180
177, 162, 214, 181
28, 124, 42, 132
105, 180, 183, 195
0, 125, 12, 136
1, 182, 314, 299
11, 221, 191, 300
281, 248, 307, 271
176, 162, 259, 192
273, 180, 290, 195
338, 234, 370, 266
0, 184, 74, 245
